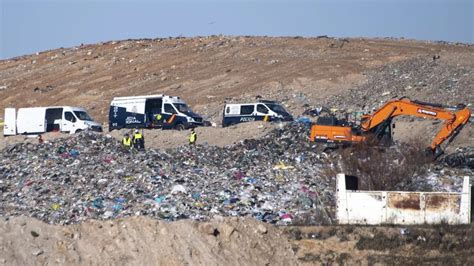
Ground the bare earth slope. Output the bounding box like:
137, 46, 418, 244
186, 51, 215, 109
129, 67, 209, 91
1, 216, 473, 265
1, 36, 472, 124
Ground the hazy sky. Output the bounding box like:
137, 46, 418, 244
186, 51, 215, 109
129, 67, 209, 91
1, 0, 473, 59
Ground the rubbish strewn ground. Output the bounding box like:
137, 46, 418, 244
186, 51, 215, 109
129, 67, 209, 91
0, 124, 333, 225
0, 121, 277, 151
1, 123, 471, 226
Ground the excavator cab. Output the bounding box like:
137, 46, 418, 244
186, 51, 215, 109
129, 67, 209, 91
315, 116, 337, 126
369, 120, 393, 145
311, 114, 365, 146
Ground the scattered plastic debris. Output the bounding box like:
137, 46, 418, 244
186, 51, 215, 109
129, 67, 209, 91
0, 125, 335, 225
0, 123, 470, 225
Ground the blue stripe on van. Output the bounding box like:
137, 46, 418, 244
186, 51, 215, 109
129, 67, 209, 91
109, 106, 146, 130
222, 115, 266, 127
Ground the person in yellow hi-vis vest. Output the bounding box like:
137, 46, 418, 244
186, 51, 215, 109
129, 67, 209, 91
154, 113, 163, 127
189, 128, 197, 145
132, 129, 145, 150
122, 133, 132, 150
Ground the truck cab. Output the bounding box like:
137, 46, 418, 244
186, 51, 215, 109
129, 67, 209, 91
61, 107, 103, 133
149, 96, 204, 130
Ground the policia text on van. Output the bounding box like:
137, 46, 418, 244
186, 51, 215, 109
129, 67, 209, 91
222, 101, 293, 127
109, 95, 204, 131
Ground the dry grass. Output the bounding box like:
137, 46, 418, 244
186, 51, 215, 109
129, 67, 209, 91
334, 139, 431, 190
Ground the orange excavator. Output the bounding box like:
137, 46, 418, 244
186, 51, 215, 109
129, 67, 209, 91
309, 97, 471, 157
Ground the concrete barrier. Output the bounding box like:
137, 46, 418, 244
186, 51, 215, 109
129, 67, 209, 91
336, 174, 471, 225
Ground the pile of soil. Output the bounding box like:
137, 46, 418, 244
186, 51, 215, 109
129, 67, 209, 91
1, 216, 473, 265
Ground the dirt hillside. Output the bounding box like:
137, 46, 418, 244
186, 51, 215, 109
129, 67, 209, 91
1, 36, 473, 150
1, 36, 472, 124
1, 216, 473, 265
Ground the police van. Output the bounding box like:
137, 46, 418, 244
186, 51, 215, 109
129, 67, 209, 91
109, 94, 204, 131
222, 100, 293, 127
3, 106, 102, 136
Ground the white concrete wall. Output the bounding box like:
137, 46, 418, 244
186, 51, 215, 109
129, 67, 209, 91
336, 174, 471, 225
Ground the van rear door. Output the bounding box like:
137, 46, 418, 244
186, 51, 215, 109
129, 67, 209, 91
17, 108, 46, 134
3, 108, 16, 135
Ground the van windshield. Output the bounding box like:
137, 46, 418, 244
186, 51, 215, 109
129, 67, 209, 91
266, 104, 287, 114
174, 103, 191, 113
73, 111, 93, 121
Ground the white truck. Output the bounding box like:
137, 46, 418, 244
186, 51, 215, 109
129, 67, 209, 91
3, 106, 102, 136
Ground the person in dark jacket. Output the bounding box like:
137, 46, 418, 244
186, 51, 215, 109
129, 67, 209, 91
132, 129, 145, 150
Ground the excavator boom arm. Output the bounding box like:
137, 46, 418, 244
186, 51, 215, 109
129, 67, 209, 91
430, 108, 470, 150
360, 98, 471, 151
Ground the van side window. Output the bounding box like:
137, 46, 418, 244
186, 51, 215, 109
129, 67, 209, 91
164, 104, 177, 114
257, 104, 269, 114
240, 105, 254, 115
65, 112, 76, 122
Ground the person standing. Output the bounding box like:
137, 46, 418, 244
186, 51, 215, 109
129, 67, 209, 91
132, 129, 145, 150
188, 128, 197, 145
154, 113, 163, 127
122, 133, 132, 150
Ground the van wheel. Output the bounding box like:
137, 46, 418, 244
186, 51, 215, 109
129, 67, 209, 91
75, 129, 82, 134
174, 123, 186, 131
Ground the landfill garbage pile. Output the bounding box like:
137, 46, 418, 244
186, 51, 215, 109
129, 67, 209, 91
0, 123, 336, 225
324, 57, 473, 112
440, 147, 474, 169
1, 123, 470, 226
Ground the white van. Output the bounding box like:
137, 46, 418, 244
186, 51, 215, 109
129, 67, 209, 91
3, 106, 102, 136
222, 100, 293, 127
109, 94, 204, 130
